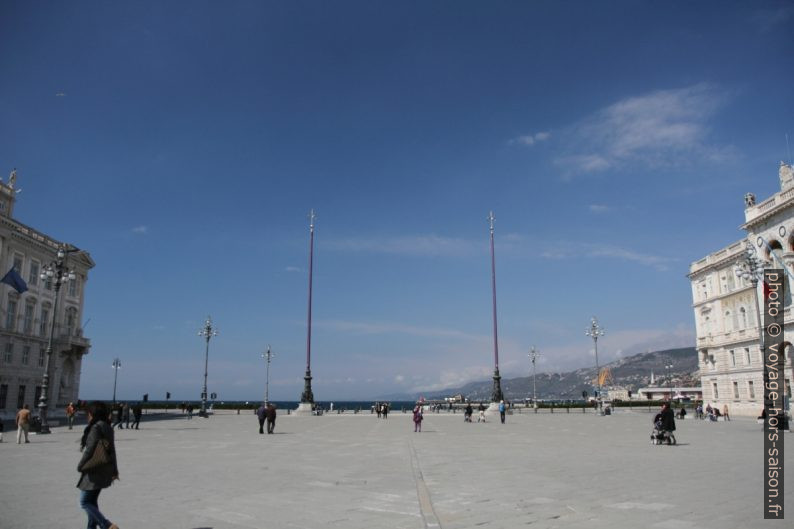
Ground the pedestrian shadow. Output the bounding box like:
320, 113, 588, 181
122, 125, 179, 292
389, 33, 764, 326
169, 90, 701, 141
166, 427, 201, 431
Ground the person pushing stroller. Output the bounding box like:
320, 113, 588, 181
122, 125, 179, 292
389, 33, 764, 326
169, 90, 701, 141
651, 403, 677, 445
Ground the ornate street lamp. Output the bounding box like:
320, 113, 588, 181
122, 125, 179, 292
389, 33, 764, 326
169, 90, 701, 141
488, 211, 504, 404
735, 242, 765, 347
586, 317, 605, 410
528, 346, 542, 407
111, 358, 121, 404
197, 316, 218, 418
36, 244, 76, 434
262, 345, 275, 405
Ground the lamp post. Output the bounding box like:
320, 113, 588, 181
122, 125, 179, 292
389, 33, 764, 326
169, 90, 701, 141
665, 363, 674, 402
586, 317, 605, 410
262, 345, 275, 405
111, 358, 121, 404
197, 316, 218, 418
735, 241, 765, 356
528, 346, 542, 407
36, 244, 76, 434
488, 211, 504, 404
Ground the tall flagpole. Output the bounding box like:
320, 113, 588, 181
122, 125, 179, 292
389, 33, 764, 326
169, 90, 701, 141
300, 209, 316, 408
489, 211, 504, 403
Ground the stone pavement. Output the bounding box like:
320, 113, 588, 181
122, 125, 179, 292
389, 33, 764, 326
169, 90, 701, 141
1, 409, 791, 529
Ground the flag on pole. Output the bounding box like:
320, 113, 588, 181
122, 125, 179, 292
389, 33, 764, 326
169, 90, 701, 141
0, 267, 27, 294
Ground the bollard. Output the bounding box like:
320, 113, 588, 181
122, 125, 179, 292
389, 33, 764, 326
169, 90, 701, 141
566, 407, 570, 413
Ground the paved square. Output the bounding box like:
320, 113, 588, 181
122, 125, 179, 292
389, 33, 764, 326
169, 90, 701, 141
1, 409, 791, 528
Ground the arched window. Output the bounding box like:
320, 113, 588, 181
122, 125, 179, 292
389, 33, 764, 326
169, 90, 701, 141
724, 311, 732, 332
766, 239, 784, 263
740, 307, 748, 329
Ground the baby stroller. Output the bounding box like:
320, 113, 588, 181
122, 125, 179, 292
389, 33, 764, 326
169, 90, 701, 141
651, 418, 676, 445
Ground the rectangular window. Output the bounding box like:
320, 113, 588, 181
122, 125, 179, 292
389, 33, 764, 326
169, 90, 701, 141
21, 345, 29, 365
13, 255, 23, 274
23, 303, 34, 334
748, 380, 756, 399
730, 350, 736, 367
745, 347, 751, 365
39, 308, 49, 337
713, 382, 719, 400
38, 348, 45, 368
16, 385, 25, 409
0, 384, 7, 409
6, 298, 17, 330
69, 277, 77, 297
727, 272, 735, 291
28, 261, 39, 287
733, 381, 739, 399
3, 342, 12, 363
787, 379, 792, 399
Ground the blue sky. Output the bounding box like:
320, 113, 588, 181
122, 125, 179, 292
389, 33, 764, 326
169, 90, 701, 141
1, 1, 792, 401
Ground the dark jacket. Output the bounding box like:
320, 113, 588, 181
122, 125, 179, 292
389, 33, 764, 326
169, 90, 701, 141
76, 420, 119, 491
256, 405, 267, 422
265, 404, 277, 422
660, 407, 676, 432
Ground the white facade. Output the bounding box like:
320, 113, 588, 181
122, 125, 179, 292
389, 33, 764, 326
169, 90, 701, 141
0, 170, 94, 420
689, 162, 794, 417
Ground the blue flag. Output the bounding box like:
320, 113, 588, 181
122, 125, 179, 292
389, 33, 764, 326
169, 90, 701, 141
1, 267, 28, 294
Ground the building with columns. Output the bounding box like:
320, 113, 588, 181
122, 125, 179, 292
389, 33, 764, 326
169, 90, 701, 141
689, 162, 794, 417
0, 170, 94, 421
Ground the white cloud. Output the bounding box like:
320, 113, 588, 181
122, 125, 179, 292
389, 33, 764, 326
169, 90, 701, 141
588, 204, 610, 214
510, 131, 551, 147
131, 225, 148, 234
539, 242, 676, 271
316, 319, 486, 342
556, 83, 732, 176
323, 234, 480, 257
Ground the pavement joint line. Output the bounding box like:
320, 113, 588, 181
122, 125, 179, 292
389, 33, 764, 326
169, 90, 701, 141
408, 438, 443, 529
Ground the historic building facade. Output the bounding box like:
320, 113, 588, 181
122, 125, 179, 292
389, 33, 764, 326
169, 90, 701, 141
689, 162, 794, 417
0, 170, 94, 420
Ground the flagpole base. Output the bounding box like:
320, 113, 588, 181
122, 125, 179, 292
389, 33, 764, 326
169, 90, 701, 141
293, 402, 315, 416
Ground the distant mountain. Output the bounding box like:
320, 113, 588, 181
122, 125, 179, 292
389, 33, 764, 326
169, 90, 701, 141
378, 347, 698, 402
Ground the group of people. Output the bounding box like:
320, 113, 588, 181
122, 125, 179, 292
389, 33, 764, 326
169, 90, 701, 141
463, 402, 488, 423
374, 402, 390, 418
110, 403, 143, 430
256, 403, 278, 434
694, 403, 730, 422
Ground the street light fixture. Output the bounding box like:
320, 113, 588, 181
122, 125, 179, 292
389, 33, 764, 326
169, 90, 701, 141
197, 316, 218, 418
262, 345, 275, 405
112, 358, 121, 404
36, 244, 76, 434
528, 346, 542, 407
585, 317, 605, 411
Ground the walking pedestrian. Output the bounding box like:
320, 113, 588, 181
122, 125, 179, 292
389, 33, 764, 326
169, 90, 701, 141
77, 401, 119, 529
382, 403, 389, 419
16, 404, 31, 444
413, 405, 423, 432
499, 400, 506, 424
478, 402, 486, 423
465, 403, 473, 422
723, 404, 731, 421
66, 402, 77, 430
131, 404, 142, 430
256, 403, 266, 434
187, 404, 193, 420
122, 403, 131, 429
111, 404, 123, 430
266, 403, 277, 434
376, 403, 382, 419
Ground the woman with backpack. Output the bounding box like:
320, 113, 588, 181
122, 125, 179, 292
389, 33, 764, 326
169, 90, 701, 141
77, 401, 120, 529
